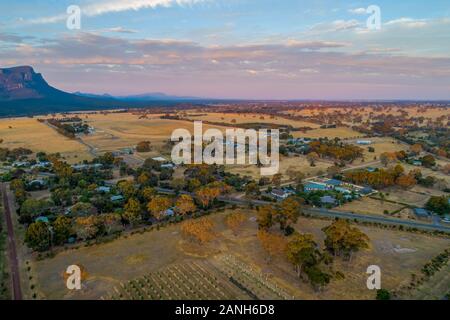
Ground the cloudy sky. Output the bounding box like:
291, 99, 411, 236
1, 0, 449, 99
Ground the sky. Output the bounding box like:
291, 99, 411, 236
0, 0, 450, 100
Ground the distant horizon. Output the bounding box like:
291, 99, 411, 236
1, 1, 450, 100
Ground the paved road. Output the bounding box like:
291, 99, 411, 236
1, 183, 23, 300
155, 187, 450, 233
304, 208, 450, 233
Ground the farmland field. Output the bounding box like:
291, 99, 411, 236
291, 127, 364, 139
29, 209, 450, 300
0, 117, 91, 163
79, 112, 231, 155
184, 112, 320, 129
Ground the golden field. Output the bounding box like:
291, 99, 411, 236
0, 117, 91, 163
184, 112, 321, 129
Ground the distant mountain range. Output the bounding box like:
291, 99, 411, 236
0, 66, 207, 117
73, 91, 201, 101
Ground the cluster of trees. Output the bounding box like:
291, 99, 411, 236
257, 197, 302, 235
344, 164, 423, 190
181, 217, 215, 244
46, 118, 90, 138
0, 147, 33, 162
308, 139, 363, 163
425, 196, 450, 216
25, 213, 124, 251
254, 187, 370, 290
136, 141, 151, 153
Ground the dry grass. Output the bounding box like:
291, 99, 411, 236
291, 127, 364, 139
0, 117, 91, 163
225, 155, 332, 179
335, 197, 408, 216
184, 112, 320, 129
79, 112, 231, 154
30, 209, 450, 300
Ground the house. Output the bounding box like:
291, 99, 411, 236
71, 163, 103, 171
335, 186, 351, 194
357, 140, 372, 145
110, 195, 125, 202
304, 182, 330, 192
164, 208, 175, 217
152, 156, 167, 162
96, 186, 111, 193
413, 208, 430, 219
325, 179, 342, 187
271, 189, 290, 200
161, 163, 175, 169
360, 187, 374, 195
31, 161, 51, 169
12, 161, 30, 168
35, 216, 49, 223
320, 196, 337, 205
29, 179, 45, 186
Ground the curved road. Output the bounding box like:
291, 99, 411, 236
1, 183, 22, 300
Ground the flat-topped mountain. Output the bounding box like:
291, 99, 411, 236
0, 66, 180, 117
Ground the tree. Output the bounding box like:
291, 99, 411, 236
19, 198, 49, 224
123, 198, 142, 226
195, 187, 220, 208
225, 211, 246, 235
187, 178, 201, 192
245, 182, 260, 196
257, 205, 275, 230
410, 144, 423, 155
70, 202, 96, 216
148, 196, 172, 220
396, 174, 417, 190
286, 168, 306, 184
53, 216, 72, 245
181, 217, 215, 244
306, 152, 319, 166
141, 186, 156, 201
100, 213, 123, 234
117, 180, 135, 199
286, 232, 331, 289
175, 194, 196, 215
376, 289, 391, 300
171, 178, 186, 192
425, 196, 450, 215
322, 220, 369, 260
421, 155, 436, 168
137, 172, 151, 186
271, 173, 282, 187
277, 197, 302, 231
74, 216, 103, 241
25, 221, 50, 251
136, 141, 151, 152
380, 152, 397, 167
257, 230, 287, 263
